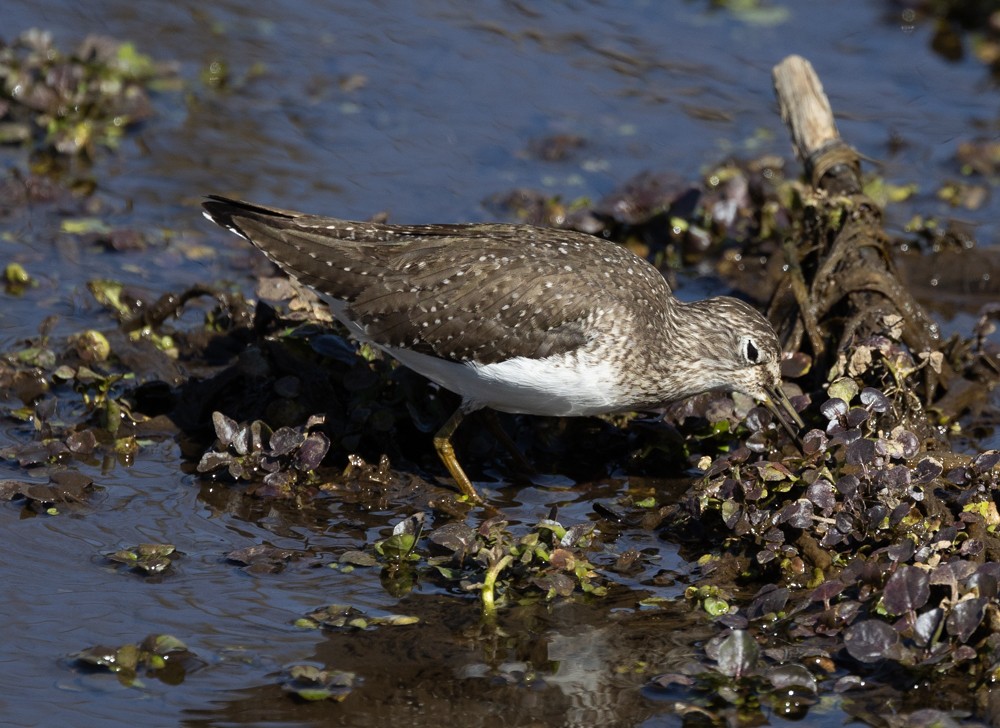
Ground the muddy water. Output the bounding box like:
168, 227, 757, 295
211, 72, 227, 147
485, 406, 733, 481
1, 1, 998, 726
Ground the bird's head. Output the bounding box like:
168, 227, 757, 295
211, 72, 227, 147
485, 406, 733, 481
676, 296, 803, 437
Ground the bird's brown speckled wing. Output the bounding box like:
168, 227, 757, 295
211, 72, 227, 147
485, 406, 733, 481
203, 196, 670, 365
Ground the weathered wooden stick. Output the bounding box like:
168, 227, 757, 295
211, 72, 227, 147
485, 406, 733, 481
773, 55, 862, 195
770, 54, 941, 361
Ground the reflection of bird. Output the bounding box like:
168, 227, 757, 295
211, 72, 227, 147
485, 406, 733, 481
203, 196, 802, 501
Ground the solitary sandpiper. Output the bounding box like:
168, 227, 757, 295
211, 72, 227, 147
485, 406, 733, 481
203, 196, 803, 501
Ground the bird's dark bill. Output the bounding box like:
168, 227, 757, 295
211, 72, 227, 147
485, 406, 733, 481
763, 384, 804, 440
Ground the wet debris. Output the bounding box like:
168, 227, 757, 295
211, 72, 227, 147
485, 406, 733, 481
522, 133, 586, 162
0, 470, 94, 515
72, 634, 200, 687
4, 262, 34, 295
296, 605, 419, 631
106, 543, 178, 575
225, 543, 297, 575
282, 664, 361, 702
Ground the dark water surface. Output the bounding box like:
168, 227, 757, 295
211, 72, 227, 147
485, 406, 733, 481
1, 1, 997, 726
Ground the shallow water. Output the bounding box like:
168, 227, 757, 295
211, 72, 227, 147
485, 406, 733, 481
1, 1, 997, 726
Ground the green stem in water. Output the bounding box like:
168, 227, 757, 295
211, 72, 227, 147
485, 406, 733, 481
481, 554, 513, 615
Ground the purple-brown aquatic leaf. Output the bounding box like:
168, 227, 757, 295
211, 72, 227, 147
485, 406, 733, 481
711, 630, 760, 678
968, 571, 998, 599
912, 457, 943, 484
946, 467, 969, 486
744, 407, 768, 432
259, 455, 281, 473
863, 505, 887, 531
881, 565, 929, 616
835, 474, 860, 497
913, 607, 944, 648
262, 470, 296, 489
945, 598, 986, 643
766, 663, 817, 692
722, 500, 743, 529
250, 419, 271, 453
828, 425, 862, 446
879, 465, 912, 495
533, 572, 575, 597
820, 530, 846, 548
755, 460, 794, 482
269, 426, 304, 456
65, 429, 97, 454
891, 428, 919, 459
820, 398, 848, 421
846, 438, 879, 466
889, 502, 911, 526
805, 479, 836, 515
227, 544, 295, 574
844, 407, 869, 429
833, 675, 864, 692
960, 539, 984, 558
428, 522, 476, 555
294, 432, 330, 471
801, 429, 828, 454
972, 450, 1000, 474
886, 540, 915, 563
196, 450, 232, 473
844, 620, 898, 663
561, 523, 596, 547
747, 585, 789, 620
393, 512, 426, 537
930, 562, 976, 599
779, 499, 813, 529
339, 550, 378, 567
859, 387, 889, 413
809, 580, 846, 604
212, 411, 240, 447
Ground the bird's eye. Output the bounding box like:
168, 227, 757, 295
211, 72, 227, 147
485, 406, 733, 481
742, 336, 760, 364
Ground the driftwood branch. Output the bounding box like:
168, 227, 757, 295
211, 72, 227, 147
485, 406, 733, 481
770, 55, 943, 383
773, 56, 861, 195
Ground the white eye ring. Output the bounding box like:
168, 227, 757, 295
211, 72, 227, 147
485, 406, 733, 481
740, 335, 762, 365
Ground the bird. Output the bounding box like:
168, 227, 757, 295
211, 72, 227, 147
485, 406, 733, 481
202, 195, 803, 502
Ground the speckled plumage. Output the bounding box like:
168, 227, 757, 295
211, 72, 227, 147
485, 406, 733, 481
203, 195, 801, 500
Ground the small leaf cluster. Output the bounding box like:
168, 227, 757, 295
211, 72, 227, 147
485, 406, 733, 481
73, 634, 197, 687
196, 411, 330, 495
297, 604, 418, 631
282, 665, 360, 702
338, 512, 610, 614
106, 543, 177, 575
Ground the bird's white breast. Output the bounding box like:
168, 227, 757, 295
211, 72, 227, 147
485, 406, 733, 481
324, 298, 621, 416
392, 345, 621, 416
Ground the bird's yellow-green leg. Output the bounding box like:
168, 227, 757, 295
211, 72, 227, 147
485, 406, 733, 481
433, 408, 483, 502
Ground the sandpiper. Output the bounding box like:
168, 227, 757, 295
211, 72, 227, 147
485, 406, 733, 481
203, 196, 803, 501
